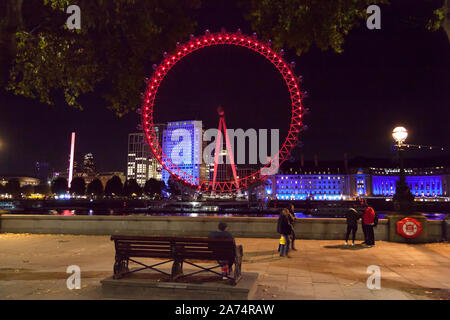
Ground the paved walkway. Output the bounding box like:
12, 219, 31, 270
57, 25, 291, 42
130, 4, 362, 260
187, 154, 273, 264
0, 234, 448, 300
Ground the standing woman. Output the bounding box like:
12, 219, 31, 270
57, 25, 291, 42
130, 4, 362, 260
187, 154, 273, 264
277, 209, 293, 257
362, 206, 376, 247
360, 200, 369, 244
345, 208, 360, 246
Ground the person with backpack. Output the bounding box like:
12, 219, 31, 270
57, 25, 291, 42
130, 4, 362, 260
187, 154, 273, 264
362, 206, 376, 247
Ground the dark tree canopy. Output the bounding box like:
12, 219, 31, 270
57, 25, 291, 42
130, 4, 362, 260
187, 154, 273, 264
51, 177, 68, 194
87, 178, 103, 197
124, 179, 142, 197
5, 179, 21, 197
105, 175, 124, 196
0, 0, 445, 115
21, 184, 34, 196
34, 183, 51, 195
241, 0, 445, 55
70, 177, 86, 195
167, 175, 182, 196
1, 0, 200, 115
144, 178, 162, 197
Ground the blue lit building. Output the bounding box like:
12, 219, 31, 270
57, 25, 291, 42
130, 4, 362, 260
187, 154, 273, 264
266, 168, 350, 200
370, 166, 447, 197
263, 165, 449, 200
161, 120, 205, 186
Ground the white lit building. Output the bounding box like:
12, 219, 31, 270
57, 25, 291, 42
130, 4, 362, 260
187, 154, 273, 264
127, 132, 159, 187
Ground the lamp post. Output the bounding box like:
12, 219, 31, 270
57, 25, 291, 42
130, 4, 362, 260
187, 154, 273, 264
392, 126, 407, 186
392, 126, 415, 214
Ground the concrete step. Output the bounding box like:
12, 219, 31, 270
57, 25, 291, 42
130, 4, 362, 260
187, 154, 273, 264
101, 272, 259, 300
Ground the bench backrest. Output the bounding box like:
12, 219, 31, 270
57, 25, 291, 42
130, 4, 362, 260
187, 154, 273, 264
111, 235, 236, 261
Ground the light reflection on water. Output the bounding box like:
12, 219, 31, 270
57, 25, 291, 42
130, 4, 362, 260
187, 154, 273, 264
47, 210, 448, 221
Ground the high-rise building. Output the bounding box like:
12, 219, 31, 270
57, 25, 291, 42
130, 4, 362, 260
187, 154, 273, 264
83, 153, 96, 175
80, 153, 97, 184
35, 161, 50, 182
127, 125, 165, 187
148, 125, 166, 181
127, 133, 152, 187
161, 120, 205, 186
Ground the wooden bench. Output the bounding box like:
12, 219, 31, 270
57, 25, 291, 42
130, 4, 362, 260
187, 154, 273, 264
111, 235, 243, 284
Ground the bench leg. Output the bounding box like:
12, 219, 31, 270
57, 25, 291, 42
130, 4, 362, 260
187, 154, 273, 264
113, 255, 122, 279
113, 255, 129, 279
233, 245, 243, 285
171, 259, 183, 281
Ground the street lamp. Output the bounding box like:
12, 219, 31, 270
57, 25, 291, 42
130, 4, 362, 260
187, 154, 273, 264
392, 126, 414, 213
392, 126, 408, 179
392, 126, 408, 146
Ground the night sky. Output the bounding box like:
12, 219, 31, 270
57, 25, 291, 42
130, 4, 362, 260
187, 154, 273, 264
0, 1, 448, 176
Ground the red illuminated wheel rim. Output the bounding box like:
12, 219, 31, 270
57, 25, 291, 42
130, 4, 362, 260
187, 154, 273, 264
141, 31, 304, 192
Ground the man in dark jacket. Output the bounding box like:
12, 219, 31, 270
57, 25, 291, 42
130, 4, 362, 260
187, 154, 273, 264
345, 208, 360, 246
209, 222, 235, 243
277, 209, 293, 257
209, 222, 235, 278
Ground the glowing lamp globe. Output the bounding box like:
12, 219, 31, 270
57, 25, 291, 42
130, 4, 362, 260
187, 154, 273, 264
392, 126, 408, 144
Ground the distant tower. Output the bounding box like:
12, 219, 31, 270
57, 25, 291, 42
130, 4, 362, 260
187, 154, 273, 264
344, 152, 349, 174
35, 161, 50, 182
212, 106, 239, 191
83, 153, 96, 183
68, 132, 76, 188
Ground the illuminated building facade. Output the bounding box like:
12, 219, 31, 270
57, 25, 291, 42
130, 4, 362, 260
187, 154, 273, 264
82, 153, 96, 176
148, 124, 166, 181
270, 171, 348, 200
127, 133, 152, 187
127, 125, 165, 186
0, 176, 40, 187
265, 165, 449, 200
369, 167, 448, 197
161, 120, 205, 186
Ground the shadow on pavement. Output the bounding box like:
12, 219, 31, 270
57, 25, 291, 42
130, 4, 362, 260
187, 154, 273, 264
323, 244, 367, 250
244, 250, 278, 257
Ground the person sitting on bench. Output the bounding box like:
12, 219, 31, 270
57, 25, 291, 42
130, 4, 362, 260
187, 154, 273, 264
209, 222, 235, 279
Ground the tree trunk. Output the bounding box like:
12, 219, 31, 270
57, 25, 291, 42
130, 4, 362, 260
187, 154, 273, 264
0, 0, 24, 89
